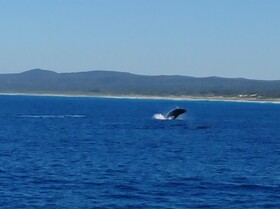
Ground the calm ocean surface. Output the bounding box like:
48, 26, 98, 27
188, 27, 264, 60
0, 95, 280, 209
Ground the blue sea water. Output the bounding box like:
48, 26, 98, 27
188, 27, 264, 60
0, 95, 280, 209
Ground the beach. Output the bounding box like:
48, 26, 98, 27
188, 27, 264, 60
1, 92, 280, 104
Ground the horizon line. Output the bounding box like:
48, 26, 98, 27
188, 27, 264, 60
0, 68, 279, 82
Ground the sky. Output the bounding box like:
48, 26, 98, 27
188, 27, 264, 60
0, 0, 279, 80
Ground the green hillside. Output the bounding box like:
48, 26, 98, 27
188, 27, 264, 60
1, 69, 280, 98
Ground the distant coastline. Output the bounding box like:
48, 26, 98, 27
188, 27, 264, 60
1, 92, 280, 104
1, 69, 280, 100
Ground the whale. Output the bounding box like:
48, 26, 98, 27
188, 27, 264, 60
166, 108, 187, 120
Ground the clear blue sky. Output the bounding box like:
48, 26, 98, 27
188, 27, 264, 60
0, 0, 279, 80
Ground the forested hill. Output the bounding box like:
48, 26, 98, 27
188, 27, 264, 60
1, 69, 280, 98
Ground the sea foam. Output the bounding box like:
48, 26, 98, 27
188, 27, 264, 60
153, 113, 167, 120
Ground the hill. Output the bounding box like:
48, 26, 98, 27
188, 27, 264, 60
1, 69, 280, 99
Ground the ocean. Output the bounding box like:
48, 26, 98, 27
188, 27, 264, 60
0, 95, 280, 209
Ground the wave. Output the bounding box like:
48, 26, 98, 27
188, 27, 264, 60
19, 114, 85, 118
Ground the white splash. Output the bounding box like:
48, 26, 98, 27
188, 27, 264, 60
153, 113, 167, 120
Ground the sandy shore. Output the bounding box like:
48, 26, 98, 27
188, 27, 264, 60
1, 92, 280, 104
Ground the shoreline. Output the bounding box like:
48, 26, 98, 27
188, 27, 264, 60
0, 92, 280, 104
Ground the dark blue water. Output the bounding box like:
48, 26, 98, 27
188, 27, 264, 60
0, 95, 280, 209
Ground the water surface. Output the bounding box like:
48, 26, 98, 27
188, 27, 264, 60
0, 95, 279, 208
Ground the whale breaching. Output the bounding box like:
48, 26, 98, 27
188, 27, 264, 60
153, 107, 187, 120
166, 108, 187, 120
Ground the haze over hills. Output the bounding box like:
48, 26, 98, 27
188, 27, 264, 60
1, 69, 280, 99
